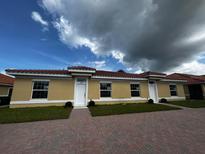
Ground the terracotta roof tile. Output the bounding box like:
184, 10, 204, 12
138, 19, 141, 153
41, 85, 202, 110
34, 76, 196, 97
166, 73, 205, 84
6, 66, 195, 82
0, 73, 15, 85
68, 66, 96, 71
6, 69, 69, 75
95, 70, 144, 78
140, 71, 166, 77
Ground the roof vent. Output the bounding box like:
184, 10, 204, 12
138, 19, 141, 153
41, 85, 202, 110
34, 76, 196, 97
117, 69, 126, 73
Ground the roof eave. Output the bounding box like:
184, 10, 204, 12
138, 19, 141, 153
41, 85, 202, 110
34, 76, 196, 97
92, 75, 147, 81
7, 72, 72, 78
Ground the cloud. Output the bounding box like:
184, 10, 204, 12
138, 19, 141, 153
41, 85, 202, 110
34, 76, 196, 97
167, 60, 205, 75
89, 60, 106, 69
31, 11, 49, 31
41, 0, 205, 72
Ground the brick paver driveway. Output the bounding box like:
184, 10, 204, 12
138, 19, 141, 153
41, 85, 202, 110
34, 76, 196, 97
1, 108, 205, 154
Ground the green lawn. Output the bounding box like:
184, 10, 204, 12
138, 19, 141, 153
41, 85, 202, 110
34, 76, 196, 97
0, 106, 72, 124
169, 100, 205, 108
89, 103, 180, 116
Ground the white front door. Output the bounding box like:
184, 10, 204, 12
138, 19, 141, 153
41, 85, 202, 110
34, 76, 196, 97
75, 78, 87, 107
148, 81, 158, 103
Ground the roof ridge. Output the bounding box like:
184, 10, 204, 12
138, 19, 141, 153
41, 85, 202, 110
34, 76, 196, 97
96, 69, 140, 75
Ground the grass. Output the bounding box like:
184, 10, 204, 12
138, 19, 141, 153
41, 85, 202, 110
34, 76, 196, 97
89, 103, 180, 116
0, 106, 72, 124
169, 100, 205, 108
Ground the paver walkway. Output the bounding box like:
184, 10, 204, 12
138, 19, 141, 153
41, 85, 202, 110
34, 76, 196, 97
1, 108, 205, 154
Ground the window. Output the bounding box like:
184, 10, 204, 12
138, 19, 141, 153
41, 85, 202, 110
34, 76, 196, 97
100, 82, 111, 97
32, 81, 49, 99
169, 84, 177, 96
130, 83, 140, 97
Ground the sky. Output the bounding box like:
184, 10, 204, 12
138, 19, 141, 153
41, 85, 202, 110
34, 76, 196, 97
1, 0, 205, 75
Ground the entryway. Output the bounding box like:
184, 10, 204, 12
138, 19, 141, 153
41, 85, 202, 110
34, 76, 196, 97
148, 81, 158, 103
188, 84, 204, 99
74, 78, 87, 107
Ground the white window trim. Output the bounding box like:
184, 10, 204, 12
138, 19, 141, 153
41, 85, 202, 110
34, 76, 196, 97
100, 81, 112, 98
31, 80, 50, 100
169, 84, 178, 97
130, 83, 141, 97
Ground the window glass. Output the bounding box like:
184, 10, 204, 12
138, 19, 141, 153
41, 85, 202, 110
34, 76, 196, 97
169, 85, 177, 96
100, 83, 111, 97
130, 84, 140, 97
32, 81, 49, 99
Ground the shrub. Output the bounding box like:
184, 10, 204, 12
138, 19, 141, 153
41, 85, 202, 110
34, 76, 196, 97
64, 102, 73, 108
147, 99, 154, 104
160, 98, 168, 103
87, 100, 95, 107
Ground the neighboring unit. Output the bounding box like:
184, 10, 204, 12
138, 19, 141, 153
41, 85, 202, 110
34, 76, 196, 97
167, 73, 205, 100
0, 73, 14, 106
6, 66, 186, 108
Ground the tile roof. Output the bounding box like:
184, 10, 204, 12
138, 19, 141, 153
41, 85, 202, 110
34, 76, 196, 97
6, 69, 70, 75
166, 73, 205, 84
95, 70, 144, 78
5, 66, 195, 82
68, 66, 96, 71
140, 71, 166, 77
0, 73, 15, 85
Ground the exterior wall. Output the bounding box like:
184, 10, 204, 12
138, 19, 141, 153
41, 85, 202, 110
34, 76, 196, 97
95, 100, 146, 105
88, 79, 99, 100
112, 80, 131, 98
48, 79, 74, 100
157, 81, 185, 99
177, 83, 185, 97
88, 79, 149, 105
183, 85, 190, 99
88, 79, 149, 100
140, 81, 149, 98
0, 86, 10, 96
157, 81, 171, 97
11, 78, 33, 101
10, 103, 65, 108
11, 78, 75, 108
11, 78, 74, 102
10, 76, 187, 108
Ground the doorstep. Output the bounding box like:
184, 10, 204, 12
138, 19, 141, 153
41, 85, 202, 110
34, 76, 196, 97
73, 106, 88, 109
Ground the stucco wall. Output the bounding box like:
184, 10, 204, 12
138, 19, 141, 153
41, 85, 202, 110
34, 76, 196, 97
48, 79, 74, 100
177, 84, 185, 97
10, 103, 65, 108
157, 81, 185, 98
88, 79, 149, 99
112, 80, 131, 98
157, 81, 171, 97
0, 86, 10, 96
140, 81, 149, 98
11, 78, 33, 101
88, 79, 99, 100
96, 100, 146, 105
11, 78, 74, 102
183, 85, 190, 99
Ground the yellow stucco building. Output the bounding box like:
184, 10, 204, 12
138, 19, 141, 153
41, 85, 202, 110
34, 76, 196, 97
6, 66, 186, 108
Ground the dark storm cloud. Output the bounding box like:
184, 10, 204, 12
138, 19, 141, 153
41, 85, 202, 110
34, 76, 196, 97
42, 0, 205, 71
